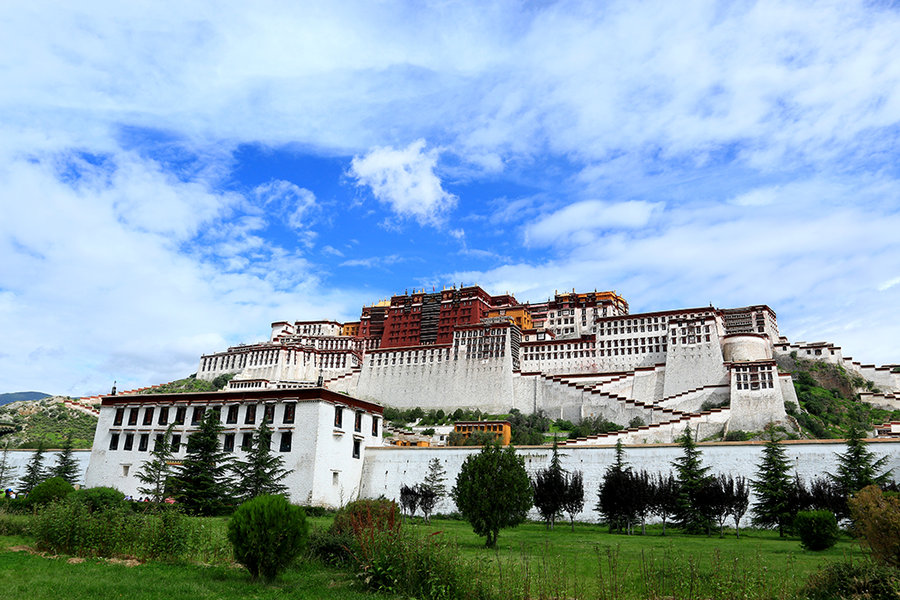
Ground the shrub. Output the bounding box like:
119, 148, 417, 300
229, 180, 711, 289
68, 487, 125, 512
227, 494, 309, 582
330, 498, 399, 537
849, 485, 900, 568
27, 477, 74, 506
308, 526, 356, 565
794, 510, 839, 550
802, 559, 900, 600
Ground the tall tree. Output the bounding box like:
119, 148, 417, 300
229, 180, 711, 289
49, 434, 80, 486
452, 442, 533, 548
532, 439, 567, 529
172, 409, 232, 515
230, 421, 291, 504
730, 476, 751, 539
632, 469, 655, 535
417, 483, 438, 522
400, 484, 420, 518
707, 475, 733, 538
751, 430, 794, 536
0, 440, 17, 491
672, 426, 712, 533
423, 457, 448, 502
830, 424, 892, 503
652, 472, 679, 536
137, 424, 176, 503
596, 440, 636, 533
18, 442, 47, 495
562, 470, 585, 531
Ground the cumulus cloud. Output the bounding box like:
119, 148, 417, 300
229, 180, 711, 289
349, 140, 457, 226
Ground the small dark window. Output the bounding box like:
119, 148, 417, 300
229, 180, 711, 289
279, 431, 292, 452
223, 433, 235, 452
124, 433, 134, 451
354, 411, 362, 433
260, 430, 271, 452
170, 435, 181, 452
372, 417, 379, 437
191, 407, 205, 425
211, 406, 222, 421
334, 406, 343, 428
128, 408, 139, 426
175, 407, 186, 425
226, 405, 239, 424
113, 408, 124, 426
109, 433, 119, 450
153, 434, 164, 451
142, 407, 154, 426
244, 405, 256, 425
241, 433, 253, 451
352, 439, 361, 459
138, 434, 149, 452
158, 406, 169, 425
283, 403, 295, 424
264, 404, 275, 424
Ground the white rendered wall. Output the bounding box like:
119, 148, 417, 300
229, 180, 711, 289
3, 450, 91, 491
360, 440, 900, 524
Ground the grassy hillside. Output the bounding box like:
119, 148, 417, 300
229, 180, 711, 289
0, 397, 98, 449
777, 354, 900, 438
139, 374, 234, 394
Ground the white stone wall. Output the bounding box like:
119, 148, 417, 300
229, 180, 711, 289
360, 440, 900, 524
3, 450, 92, 491
662, 316, 729, 399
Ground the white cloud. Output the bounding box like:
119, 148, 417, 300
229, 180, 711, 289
349, 140, 457, 226
525, 200, 663, 247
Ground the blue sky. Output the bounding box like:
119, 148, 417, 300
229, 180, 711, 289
1, 1, 899, 396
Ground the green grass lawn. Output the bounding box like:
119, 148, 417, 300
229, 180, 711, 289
1, 513, 867, 600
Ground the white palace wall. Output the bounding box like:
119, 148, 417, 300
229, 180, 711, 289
361, 440, 900, 524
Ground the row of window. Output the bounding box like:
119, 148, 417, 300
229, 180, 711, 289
599, 345, 666, 357
113, 403, 297, 428
333, 406, 380, 437
109, 430, 294, 453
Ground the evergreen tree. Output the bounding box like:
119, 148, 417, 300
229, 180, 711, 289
672, 426, 712, 533
423, 457, 448, 502
751, 430, 794, 536
562, 470, 585, 531
49, 433, 80, 486
137, 424, 176, 502
532, 439, 567, 529
0, 440, 17, 491
830, 424, 892, 501
230, 421, 290, 504
452, 442, 533, 548
652, 472, 679, 536
596, 440, 636, 533
172, 409, 232, 515
18, 442, 47, 495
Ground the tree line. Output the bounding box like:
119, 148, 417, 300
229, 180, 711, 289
436, 423, 892, 547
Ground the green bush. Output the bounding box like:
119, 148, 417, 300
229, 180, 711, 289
849, 485, 900, 568
802, 559, 900, 600
227, 494, 309, 582
794, 510, 839, 550
330, 498, 399, 537
308, 526, 356, 565
27, 477, 74, 506
68, 487, 125, 512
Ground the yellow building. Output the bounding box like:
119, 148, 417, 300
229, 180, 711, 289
341, 321, 361, 337
487, 306, 533, 330
453, 420, 512, 445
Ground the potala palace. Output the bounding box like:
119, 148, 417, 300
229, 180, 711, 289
82, 285, 900, 508
196, 286, 900, 444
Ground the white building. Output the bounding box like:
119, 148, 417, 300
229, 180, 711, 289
83, 388, 383, 506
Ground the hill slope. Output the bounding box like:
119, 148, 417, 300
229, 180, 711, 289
0, 397, 98, 449
0, 391, 51, 407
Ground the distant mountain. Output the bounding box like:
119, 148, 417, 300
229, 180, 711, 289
0, 391, 51, 406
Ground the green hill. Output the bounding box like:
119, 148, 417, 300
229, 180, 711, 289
0, 396, 98, 449
0, 391, 51, 407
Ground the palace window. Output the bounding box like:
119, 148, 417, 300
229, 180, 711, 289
372, 416, 380, 437
223, 433, 235, 452
123, 433, 134, 451
153, 434, 164, 451
283, 403, 296, 424
355, 411, 363, 432
170, 435, 181, 452
191, 407, 205, 425
114, 408, 124, 426
138, 434, 149, 452
142, 408, 154, 426
263, 404, 275, 424
244, 405, 257, 425
128, 409, 139, 426
109, 433, 119, 451
241, 433, 253, 451
352, 439, 361, 459
334, 406, 343, 428
175, 407, 186, 425
158, 406, 169, 426
279, 432, 292, 452
226, 405, 238, 424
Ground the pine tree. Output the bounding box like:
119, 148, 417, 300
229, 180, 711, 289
423, 457, 448, 501
672, 426, 712, 533
19, 442, 48, 495
230, 421, 290, 504
137, 424, 176, 502
49, 434, 80, 486
172, 409, 232, 515
830, 424, 892, 500
532, 439, 567, 529
751, 430, 794, 536
0, 440, 17, 491
596, 439, 636, 533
